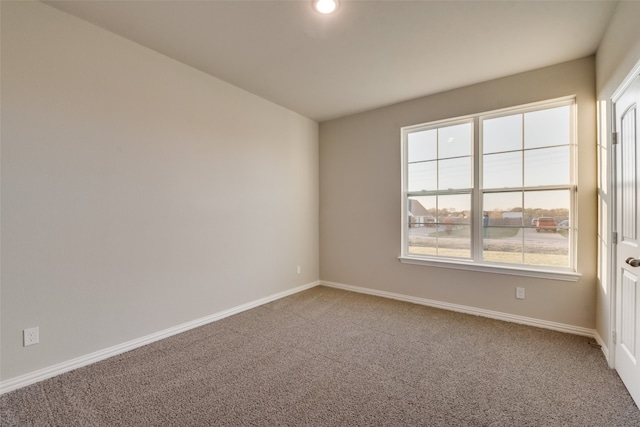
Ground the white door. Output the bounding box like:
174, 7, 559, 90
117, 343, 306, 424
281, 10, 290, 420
614, 72, 640, 407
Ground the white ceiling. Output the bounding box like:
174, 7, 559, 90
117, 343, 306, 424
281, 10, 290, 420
46, 0, 618, 122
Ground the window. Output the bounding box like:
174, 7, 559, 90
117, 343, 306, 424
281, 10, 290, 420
401, 98, 577, 279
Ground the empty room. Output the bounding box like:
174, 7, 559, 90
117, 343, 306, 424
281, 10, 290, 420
2, 0, 640, 425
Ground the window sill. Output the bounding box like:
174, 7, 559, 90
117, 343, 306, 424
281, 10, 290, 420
398, 256, 581, 282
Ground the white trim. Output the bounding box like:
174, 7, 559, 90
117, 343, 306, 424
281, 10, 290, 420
0, 281, 320, 395
402, 97, 578, 274
607, 95, 618, 370
321, 280, 596, 337
611, 59, 640, 103
1, 278, 600, 396
608, 56, 640, 372
593, 330, 610, 365
399, 256, 581, 282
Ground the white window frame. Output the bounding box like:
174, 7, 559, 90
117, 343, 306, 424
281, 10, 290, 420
400, 97, 581, 282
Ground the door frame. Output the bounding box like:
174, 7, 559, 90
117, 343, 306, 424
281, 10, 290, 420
609, 58, 640, 370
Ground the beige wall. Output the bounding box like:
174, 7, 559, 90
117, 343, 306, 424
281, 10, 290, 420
594, 1, 640, 353
320, 57, 597, 329
1, 1, 319, 381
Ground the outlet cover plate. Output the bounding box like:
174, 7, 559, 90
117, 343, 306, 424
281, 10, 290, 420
24, 327, 39, 346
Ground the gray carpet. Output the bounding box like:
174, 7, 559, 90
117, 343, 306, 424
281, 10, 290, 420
1, 285, 639, 426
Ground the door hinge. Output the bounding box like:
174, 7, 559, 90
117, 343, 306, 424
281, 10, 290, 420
612, 131, 619, 145
613, 231, 618, 244
613, 331, 617, 344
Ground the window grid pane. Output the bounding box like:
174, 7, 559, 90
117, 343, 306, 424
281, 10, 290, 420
408, 195, 471, 259
480, 189, 570, 268
524, 146, 570, 187
408, 161, 437, 192
483, 152, 522, 190
483, 114, 522, 154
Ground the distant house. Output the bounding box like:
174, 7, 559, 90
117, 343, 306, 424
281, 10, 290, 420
408, 200, 436, 227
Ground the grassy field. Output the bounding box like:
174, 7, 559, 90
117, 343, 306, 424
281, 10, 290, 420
408, 246, 569, 267
409, 224, 570, 267
428, 227, 535, 239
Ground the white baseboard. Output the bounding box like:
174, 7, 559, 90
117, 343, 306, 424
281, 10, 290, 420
2, 279, 601, 395
321, 281, 597, 338
593, 330, 611, 366
0, 281, 320, 395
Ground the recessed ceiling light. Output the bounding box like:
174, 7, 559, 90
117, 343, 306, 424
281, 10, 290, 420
313, 0, 339, 15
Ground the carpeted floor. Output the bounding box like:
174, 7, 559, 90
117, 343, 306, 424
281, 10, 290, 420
1, 285, 639, 426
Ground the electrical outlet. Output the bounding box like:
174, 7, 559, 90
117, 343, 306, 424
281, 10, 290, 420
516, 287, 525, 300
297, 265, 301, 274
24, 327, 39, 346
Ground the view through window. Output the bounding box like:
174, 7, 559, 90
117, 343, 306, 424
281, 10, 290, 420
403, 98, 575, 271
